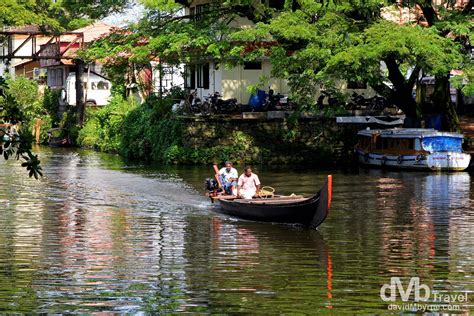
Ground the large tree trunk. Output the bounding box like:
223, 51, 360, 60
432, 74, 460, 132
384, 57, 421, 127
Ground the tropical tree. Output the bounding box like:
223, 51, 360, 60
326, 20, 464, 128
0, 0, 61, 29
82, 0, 470, 131
0, 77, 43, 178
0, 1, 131, 175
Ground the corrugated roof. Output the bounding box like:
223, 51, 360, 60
60, 21, 114, 43
358, 128, 465, 138
73, 21, 114, 42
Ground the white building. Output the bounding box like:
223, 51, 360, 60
181, 0, 374, 105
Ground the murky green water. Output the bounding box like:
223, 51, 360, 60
0, 147, 473, 314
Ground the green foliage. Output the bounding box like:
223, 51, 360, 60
1, 76, 43, 125
157, 129, 262, 165
42, 88, 61, 125
0, 77, 39, 176
0, 0, 61, 30
78, 95, 137, 152
59, 0, 129, 21
327, 21, 462, 80
0, 125, 43, 179
120, 96, 180, 162
118, 98, 263, 165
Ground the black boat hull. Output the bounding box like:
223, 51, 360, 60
216, 175, 332, 228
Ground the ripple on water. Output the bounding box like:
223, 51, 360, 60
0, 150, 473, 313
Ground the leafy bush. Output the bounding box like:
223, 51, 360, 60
77, 95, 137, 152
1, 76, 42, 125
42, 88, 61, 125
120, 99, 183, 162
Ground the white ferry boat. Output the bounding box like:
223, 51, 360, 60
355, 128, 471, 171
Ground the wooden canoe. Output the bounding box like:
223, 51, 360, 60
212, 175, 332, 228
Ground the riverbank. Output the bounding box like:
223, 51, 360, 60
77, 96, 361, 166
178, 113, 358, 165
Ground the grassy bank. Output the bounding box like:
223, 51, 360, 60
77, 95, 263, 164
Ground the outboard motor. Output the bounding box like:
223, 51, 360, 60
204, 178, 220, 191
205, 178, 222, 199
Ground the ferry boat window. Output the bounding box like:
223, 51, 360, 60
414, 138, 422, 150
91, 81, 109, 90
422, 136, 462, 153
374, 135, 382, 149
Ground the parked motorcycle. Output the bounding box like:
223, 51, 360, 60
317, 90, 341, 109
346, 92, 388, 111
184, 90, 210, 115
207, 92, 238, 114
262, 89, 294, 111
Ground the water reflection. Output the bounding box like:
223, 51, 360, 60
0, 148, 473, 313
362, 170, 473, 306
183, 218, 333, 313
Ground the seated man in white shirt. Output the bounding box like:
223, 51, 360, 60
237, 166, 261, 199
216, 161, 238, 195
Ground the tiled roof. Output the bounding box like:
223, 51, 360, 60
72, 21, 114, 43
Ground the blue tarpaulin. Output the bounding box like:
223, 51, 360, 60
422, 136, 462, 153
248, 89, 266, 110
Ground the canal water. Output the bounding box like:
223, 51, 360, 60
0, 147, 472, 314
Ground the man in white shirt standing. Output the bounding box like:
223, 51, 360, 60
237, 166, 261, 199
217, 161, 238, 195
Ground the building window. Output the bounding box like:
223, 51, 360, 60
184, 65, 196, 89
194, 4, 210, 21
47, 68, 64, 87
91, 81, 109, 90
197, 63, 209, 89
347, 80, 367, 89
244, 61, 262, 70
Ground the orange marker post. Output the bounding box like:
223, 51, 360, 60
327, 175, 332, 210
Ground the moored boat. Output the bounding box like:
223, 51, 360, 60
355, 128, 471, 171
47, 128, 72, 147
209, 175, 332, 228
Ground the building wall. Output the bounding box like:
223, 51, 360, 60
191, 59, 377, 105
14, 61, 42, 79
221, 60, 289, 104
152, 63, 185, 94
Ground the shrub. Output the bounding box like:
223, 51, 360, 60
77, 95, 137, 152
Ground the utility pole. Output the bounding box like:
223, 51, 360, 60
75, 59, 85, 126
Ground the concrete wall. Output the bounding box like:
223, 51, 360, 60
179, 115, 359, 165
